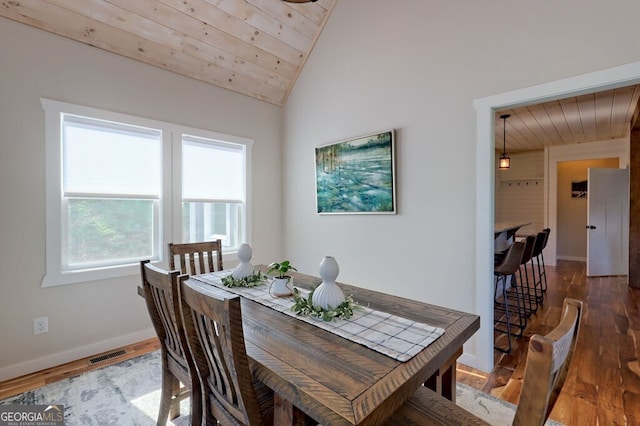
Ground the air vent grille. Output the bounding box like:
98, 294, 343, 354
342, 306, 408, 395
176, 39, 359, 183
88, 349, 126, 365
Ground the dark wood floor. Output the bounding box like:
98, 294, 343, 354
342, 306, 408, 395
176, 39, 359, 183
458, 260, 640, 425
2, 260, 639, 425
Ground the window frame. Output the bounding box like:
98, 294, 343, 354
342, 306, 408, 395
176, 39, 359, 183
41, 98, 252, 287
172, 126, 252, 252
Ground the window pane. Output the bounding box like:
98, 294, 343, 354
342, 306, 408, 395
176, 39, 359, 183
66, 198, 155, 268
182, 136, 244, 201
63, 115, 162, 196
182, 202, 241, 249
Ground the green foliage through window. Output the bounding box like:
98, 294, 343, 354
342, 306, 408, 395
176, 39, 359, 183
67, 198, 154, 266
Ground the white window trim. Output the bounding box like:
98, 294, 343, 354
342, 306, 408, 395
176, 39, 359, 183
41, 98, 252, 287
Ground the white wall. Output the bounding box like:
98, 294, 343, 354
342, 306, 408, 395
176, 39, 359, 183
495, 151, 545, 236
283, 0, 640, 371
0, 18, 283, 380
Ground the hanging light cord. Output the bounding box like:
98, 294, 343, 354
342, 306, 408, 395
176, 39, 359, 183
501, 114, 509, 155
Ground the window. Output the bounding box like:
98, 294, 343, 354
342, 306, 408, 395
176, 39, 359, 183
181, 135, 245, 249
42, 99, 252, 286
62, 115, 162, 271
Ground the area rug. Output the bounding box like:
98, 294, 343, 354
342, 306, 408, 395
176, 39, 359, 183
1, 351, 561, 425
457, 382, 563, 426
0, 351, 189, 426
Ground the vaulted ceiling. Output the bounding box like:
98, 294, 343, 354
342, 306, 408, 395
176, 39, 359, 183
0, 0, 336, 106
3, 1, 640, 152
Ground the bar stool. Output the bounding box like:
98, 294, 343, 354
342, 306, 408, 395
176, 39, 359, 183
540, 228, 551, 293
513, 235, 538, 317
530, 230, 549, 304
494, 240, 526, 353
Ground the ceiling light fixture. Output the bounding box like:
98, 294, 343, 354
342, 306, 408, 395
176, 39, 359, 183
499, 114, 511, 170
283, 0, 317, 2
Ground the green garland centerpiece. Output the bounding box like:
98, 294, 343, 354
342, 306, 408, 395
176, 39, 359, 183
291, 287, 359, 321
221, 270, 267, 288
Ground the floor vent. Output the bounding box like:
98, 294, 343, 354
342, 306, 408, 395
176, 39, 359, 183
88, 349, 127, 365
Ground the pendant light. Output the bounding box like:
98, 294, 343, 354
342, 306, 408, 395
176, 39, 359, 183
499, 114, 511, 170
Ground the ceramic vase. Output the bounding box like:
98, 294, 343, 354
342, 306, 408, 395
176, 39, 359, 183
232, 243, 254, 279
271, 277, 293, 297
312, 256, 344, 310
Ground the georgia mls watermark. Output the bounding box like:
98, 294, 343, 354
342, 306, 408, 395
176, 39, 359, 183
0, 405, 64, 426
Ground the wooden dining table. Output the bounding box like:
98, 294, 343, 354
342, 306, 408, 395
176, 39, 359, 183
178, 265, 480, 425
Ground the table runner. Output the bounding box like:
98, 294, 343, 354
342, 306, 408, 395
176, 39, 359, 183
192, 271, 444, 362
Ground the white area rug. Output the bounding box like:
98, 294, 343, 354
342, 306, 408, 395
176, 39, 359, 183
1, 351, 562, 425
0, 351, 188, 426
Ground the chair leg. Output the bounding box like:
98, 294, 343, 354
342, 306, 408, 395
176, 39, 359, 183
508, 273, 527, 337
519, 261, 540, 315
158, 366, 173, 425
190, 380, 203, 426
169, 378, 181, 420
496, 274, 527, 337
494, 275, 513, 353
527, 260, 543, 307
539, 252, 548, 292
534, 255, 546, 303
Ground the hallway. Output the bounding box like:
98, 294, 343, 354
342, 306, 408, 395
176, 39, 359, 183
459, 260, 640, 424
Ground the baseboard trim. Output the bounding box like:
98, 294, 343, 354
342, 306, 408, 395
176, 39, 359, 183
556, 256, 586, 262
458, 352, 481, 372
0, 328, 156, 382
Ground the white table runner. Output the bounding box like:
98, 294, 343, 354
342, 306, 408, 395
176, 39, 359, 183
192, 271, 444, 362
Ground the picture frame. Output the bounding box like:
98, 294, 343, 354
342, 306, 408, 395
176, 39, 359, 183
315, 129, 396, 214
571, 180, 587, 198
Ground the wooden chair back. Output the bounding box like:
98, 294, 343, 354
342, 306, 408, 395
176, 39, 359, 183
514, 297, 583, 425
179, 280, 272, 425
169, 240, 223, 276
140, 260, 201, 425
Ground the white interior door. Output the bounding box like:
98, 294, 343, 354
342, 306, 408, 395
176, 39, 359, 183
586, 168, 629, 276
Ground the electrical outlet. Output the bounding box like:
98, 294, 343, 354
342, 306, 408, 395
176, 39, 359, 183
33, 317, 48, 335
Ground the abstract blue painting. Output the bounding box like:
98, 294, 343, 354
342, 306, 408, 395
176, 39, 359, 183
315, 130, 396, 214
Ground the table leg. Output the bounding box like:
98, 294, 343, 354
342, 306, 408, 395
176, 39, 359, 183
424, 347, 462, 402
274, 393, 309, 426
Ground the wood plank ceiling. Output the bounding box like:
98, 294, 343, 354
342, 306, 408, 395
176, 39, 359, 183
0, 0, 336, 106
496, 85, 640, 153
3, 2, 640, 150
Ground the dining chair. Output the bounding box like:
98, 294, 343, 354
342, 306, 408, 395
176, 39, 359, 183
168, 240, 223, 276
512, 297, 582, 424
388, 297, 583, 426
179, 280, 274, 425
140, 260, 202, 426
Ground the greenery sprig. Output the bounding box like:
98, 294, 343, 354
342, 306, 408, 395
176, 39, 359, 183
291, 287, 359, 322
221, 271, 267, 288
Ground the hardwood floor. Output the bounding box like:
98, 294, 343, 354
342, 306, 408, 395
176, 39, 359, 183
457, 260, 640, 425
2, 260, 638, 425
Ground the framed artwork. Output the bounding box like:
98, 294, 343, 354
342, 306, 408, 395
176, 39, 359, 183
571, 180, 587, 198
315, 129, 396, 214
